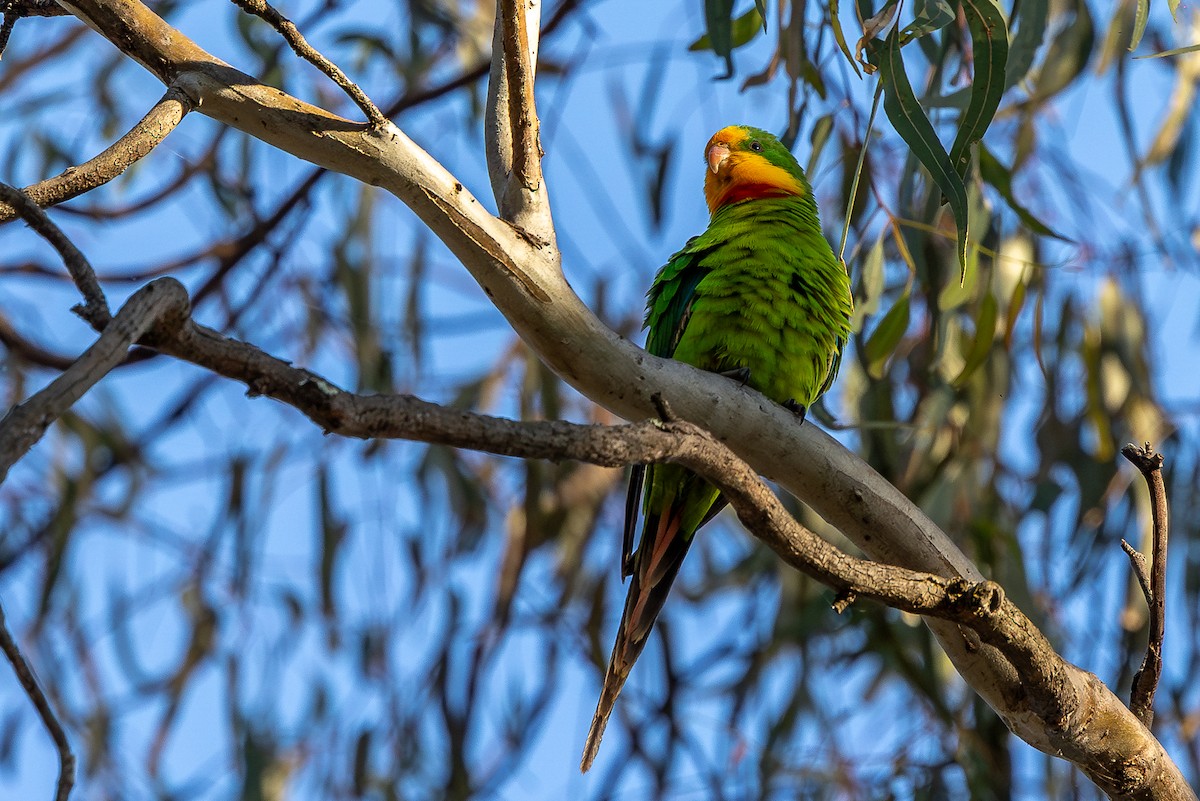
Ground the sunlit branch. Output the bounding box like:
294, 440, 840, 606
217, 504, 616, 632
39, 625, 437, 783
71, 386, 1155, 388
0, 86, 194, 225
486, 0, 556, 242
1121, 441, 1170, 728
0, 598, 75, 801
227, 0, 387, 128
0, 183, 110, 329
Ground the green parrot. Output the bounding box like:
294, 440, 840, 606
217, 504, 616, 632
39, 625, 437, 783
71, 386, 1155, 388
580, 125, 854, 772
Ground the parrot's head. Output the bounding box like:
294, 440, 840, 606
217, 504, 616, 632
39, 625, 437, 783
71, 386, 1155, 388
703, 125, 812, 215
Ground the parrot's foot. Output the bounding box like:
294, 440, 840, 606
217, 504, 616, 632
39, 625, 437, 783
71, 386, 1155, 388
720, 366, 752, 386
783, 399, 807, 424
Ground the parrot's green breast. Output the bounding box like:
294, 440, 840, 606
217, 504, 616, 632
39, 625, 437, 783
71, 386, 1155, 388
647, 195, 852, 410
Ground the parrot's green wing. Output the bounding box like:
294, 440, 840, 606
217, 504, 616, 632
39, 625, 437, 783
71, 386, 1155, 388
622, 239, 715, 579
645, 237, 710, 359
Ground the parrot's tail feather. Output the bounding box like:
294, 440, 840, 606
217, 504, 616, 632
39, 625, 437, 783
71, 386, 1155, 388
580, 665, 625, 772
581, 509, 696, 771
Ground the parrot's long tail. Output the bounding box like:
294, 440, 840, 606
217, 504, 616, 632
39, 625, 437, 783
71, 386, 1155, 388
580, 510, 694, 772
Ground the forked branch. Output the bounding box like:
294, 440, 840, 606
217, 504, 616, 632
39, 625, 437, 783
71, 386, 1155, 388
1121, 442, 1170, 728
0, 183, 110, 328
227, 0, 387, 128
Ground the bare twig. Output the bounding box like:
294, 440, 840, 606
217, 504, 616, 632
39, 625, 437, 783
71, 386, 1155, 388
0, 0, 68, 17
0, 0, 71, 59
0, 279, 188, 482
0, 86, 194, 224
1121, 441, 1169, 728
227, 0, 386, 128
0, 597, 76, 801
0, 11, 16, 57
0, 183, 110, 329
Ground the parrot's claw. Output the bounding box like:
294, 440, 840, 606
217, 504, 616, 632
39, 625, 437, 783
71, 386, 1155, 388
783, 399, 807, 424
720, 366, 752, 386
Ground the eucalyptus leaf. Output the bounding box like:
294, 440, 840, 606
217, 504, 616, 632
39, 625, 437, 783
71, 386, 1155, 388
899, 0, 956, 44
949, 0, 1009, 177
1129, 0, 1149, 51
871, 28, 970, 279
689, 7, 765, 52
953, 292, 998, 387
864, 290, 911, 378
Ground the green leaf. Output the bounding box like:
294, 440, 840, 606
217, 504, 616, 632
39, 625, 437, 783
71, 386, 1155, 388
1030, 0, 1094, 98
830, 0, 863, 76
899, 0, 955, 44
948, 0, 1009, 177
1129, 0, 1149, 51
852, 236, 886, 332
871, 28, 970, 279
1168, 0, 1181, 21
689, 7, 765, 52
1004, 274, 1027, 352
1004, 0, 1048, 89
807, 114, 835, 176
937, 247, 980, 310
863, 290, 911, 379
755, 0, 769, 29
979, 144, 1071, 240
1135, 42, 1200, 59
703, 0, 736, 75
953, 291, 998, 387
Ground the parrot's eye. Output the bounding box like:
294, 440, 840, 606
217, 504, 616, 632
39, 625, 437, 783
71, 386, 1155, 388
749, 140, 764, 152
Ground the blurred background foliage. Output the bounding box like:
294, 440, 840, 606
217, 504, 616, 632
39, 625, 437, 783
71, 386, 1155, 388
1, 0, 1199, 798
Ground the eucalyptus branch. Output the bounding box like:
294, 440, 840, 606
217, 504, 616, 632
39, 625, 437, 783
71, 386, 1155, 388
1121, 442, 1169, 728
227, 0, 386, 128
0, 279, 187, 482
486, 0, 555, 241
0, 598, 74, 801
0, 86, 194, 225
0, 183, 110, 328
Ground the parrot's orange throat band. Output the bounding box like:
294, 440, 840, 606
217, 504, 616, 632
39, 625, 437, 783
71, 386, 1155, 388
704, 152, 807, 214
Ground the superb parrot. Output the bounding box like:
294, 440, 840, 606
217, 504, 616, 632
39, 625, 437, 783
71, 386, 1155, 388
580, 125, 854, 772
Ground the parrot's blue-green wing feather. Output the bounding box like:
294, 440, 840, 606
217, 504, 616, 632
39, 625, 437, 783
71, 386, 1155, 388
645, 238, 712, 358
621, 239, 714, 576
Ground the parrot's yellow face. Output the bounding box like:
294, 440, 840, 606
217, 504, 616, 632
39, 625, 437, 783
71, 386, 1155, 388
703, 126, 808, 214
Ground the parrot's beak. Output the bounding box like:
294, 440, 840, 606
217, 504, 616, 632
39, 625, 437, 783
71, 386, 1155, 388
707, 142, 731, 174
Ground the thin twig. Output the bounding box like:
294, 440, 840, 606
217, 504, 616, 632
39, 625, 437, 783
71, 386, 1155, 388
0, 86, 194, 224
0, 597, 76, 801
0, 183, 111, 329
0, 0, 72, 59
0, 11, 16, 58
1121, 441, 1169, 728
227, 0, 386, 128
